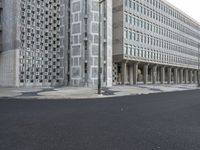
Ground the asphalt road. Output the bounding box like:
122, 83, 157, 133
0, 90, 200, 150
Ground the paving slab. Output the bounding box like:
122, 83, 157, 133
0, 84, 199, 100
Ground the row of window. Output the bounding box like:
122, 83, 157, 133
124, 0, 200, 40
124, 29, 197, 57
124, 44, 197, 67
125, 0, 199, 31
124, 13, 198, 48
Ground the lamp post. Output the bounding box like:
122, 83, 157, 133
198, 44, 200, 87
98, 0, 105, 94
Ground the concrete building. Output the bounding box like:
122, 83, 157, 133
0, 0, 64, 87
0, 0, 112, 87
0, 0, 200, 88
66, 0, 112, 87
113, 0, 200, 85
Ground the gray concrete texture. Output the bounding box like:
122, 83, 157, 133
0, 84, 199, 99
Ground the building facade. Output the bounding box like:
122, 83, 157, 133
113, 0, 200, 85
0, 0, 64, 87
0, 0, 200, 88
67, 0, 112, 87
0, 0, 112, 87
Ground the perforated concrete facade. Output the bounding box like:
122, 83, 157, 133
0, 0, 112, 87
19, 0, 64, 86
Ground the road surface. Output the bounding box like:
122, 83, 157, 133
0, 90, 200, 150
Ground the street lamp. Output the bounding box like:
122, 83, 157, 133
198, 44, 200, 87
98, 0, 105, 94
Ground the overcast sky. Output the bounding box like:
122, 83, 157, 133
166, 0, 200, 23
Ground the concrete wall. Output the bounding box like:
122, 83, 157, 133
17, 0, 63, 87
70, 0, 83, 86
69, 0, 113, 87
0, 0, 20, 87
0, 49, 20, 87
60, 0, 69, 86
112, 0, 123, 57
1, 0, 20, 52
105, 0, 113, 86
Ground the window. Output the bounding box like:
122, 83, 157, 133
137, 4, 139, 12
125, 0, 128, 6
129, 31, 132, 40
124, 29, 128, 39
129, 0, 132, 8
125, 14, 128, 23
130, 46, 133, 55
129, 16, 132, 24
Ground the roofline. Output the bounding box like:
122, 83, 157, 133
161, 0, 200, 26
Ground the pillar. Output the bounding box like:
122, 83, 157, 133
149, 68, 153, 82
157, 67, 161, 83
194, 70, 197, 83
143, 64, 148, 84
180, 69, 183, 84
174, 68, 178, 84
133, 63, 138, 85
167, 67, 172, 84
121, 62, 127, 85
153, 65, 157, 84
189, 70, 193, 84
129, 64, 133, 85
185, 69, 188, 84
161, 66, 165, 84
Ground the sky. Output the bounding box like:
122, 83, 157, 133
166, 0, 200, 23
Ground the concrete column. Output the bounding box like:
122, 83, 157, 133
177, 70, 180, 84
143, 64, 148, 84
157, 68, 161, 83
133, 63, 138, 85
167, 67, 172, 84
174, 68, 178, 84
161, 66, 165, 84
121, 62, 127, 85
194, 70, 197, 83
184, 69, 189, 84
180, 69, 183, 84
189, 70, 193, 84
129, 64, 133, 85
149, 68, 153, 82
152, 65, 157, 84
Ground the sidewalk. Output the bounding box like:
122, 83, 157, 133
0, 84, 199, 100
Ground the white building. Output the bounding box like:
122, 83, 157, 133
112, 0, 200, 85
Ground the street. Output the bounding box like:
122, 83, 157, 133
0, 90, 200, 150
